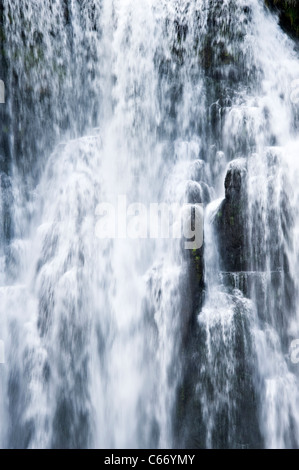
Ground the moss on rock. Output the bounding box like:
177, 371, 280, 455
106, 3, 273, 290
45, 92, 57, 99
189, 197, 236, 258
265, 0, 299, 38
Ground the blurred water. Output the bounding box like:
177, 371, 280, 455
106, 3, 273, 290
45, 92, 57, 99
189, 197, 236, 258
0, 0, 299, 449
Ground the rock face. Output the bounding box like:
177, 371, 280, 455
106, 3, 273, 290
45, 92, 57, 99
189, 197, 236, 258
266, 0, 299, 39
213, 159, 249, 273
183, 160, 213, 320
173, 157, 262, 450
210, 151, 296, 352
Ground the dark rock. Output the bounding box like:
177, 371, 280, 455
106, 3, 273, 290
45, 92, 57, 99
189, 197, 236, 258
174, 291, 262, 449
185, 180, 211, 205
265, 0, 299, 39
224, 158, 247, 201
214, 159, 249, 272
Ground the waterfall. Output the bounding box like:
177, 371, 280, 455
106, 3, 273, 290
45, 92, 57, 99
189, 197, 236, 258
1, 0, 299, 449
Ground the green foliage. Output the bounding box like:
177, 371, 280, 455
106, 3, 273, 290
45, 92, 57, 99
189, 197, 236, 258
192, 249, 203, 282
265, 0, 299, 38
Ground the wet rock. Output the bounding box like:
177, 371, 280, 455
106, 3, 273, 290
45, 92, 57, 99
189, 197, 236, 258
185, 180, 211, 205
183, 163, 211, 318
214, 159, 249, 272
174, 290, 262, 449
224, 158, 247, 201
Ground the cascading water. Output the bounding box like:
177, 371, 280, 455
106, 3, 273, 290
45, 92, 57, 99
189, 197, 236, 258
1, 0, 299, 449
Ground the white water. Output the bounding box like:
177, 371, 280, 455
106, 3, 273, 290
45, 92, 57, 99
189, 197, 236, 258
1, 0, 299, 449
